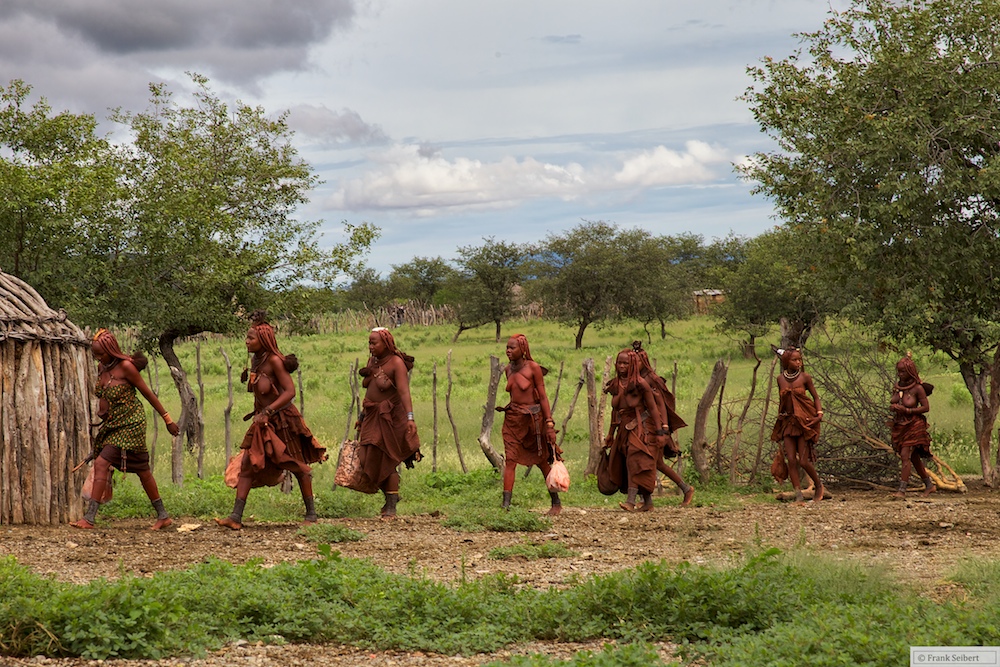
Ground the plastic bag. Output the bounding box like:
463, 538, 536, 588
545, 460, 571, 493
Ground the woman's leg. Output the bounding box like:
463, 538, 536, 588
502, 459, 518, 509
292, 467, 317, 523
797, 439, 823, 502
380, 471, 400, 520
71, 455, 112, 529
911, 449, 936, 495
895, 445, 914, 497
136, 469, 172, 530
215, 462, 253, 530
783, 436, 804, 502
658, 462, 694, 506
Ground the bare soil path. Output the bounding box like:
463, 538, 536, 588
2, 483, 998, 666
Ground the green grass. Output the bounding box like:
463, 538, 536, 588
4, 546, 999, 665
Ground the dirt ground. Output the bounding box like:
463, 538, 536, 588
2, 482, 999, 666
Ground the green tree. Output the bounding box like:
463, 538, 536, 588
111, 74, 376, 449
341, 265, 394, 315
622, 234, 697, 342
533, 221, 654, 349
716, 228, 837, 353
387, 256, 457, 306
742, 0, 1000, 482
452, 238, 526, 343
0, 79, 120, 317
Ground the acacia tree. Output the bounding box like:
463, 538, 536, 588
622, 234, 697, 342
387, 256, 457, 307
452, 239, 525, 343
716, 228, 837, 351
742, 0, 1000, 483
112, 74, 376, 447
533, 221, 654, 349
0, 80, 121, 316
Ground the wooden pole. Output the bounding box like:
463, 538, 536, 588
196, 341, 205, 479
583, 359, 603, 476
220, 347, 234, 462
476, 354, 505, 471
446, 350, 469, 472
432, 361, 439, 473
691, 359, 728, 484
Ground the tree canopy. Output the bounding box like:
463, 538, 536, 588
742, 0, 1000, 482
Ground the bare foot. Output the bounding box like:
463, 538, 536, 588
793, 490, 805, 506
546, 505, 562, 516
302, 517, 318, 525
379, 512, 397, 522
150, 517, 173, 531
812, 485, 824, 503
619, 501, 635, 512
70, 519, 95, 530
214, 517, 242, 531
637, 500, 654, 513
893, 490, 906, 499
922, 484, 937, 496
681, 487, 695, 507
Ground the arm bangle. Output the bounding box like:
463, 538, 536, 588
407, 412, 414, 421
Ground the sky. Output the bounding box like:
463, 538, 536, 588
0, 0, 850, 276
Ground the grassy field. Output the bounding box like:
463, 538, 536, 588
107, 316, 981, 519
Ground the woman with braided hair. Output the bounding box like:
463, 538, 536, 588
771, 347, 824, 504
215, 311, 326, 530
890, 355, 936, 498
603, 348, 665, 511
71, 329, 180, 530
356, 327, 421, 520
631, 341, 694, 506
496, 334, 563, 515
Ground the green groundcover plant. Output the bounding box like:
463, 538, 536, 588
3, 547, 1000, 665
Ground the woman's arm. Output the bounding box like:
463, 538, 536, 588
123, 360, 180, 436
804, 374, 823, 418
256, 355, 296, 425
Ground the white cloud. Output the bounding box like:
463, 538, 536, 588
328, 140, 736, 215
614, 141, 733, 187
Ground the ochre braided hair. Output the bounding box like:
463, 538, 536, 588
92, 328, 148, 371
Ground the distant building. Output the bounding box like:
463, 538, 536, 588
692, 289, 725, 315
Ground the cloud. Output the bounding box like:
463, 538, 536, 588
287, 104, 389, 147
614, 141, 734, 187
328, 140, 737, 215
0, 0, 357, 89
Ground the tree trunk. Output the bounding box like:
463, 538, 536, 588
160, 332, 203, 486
494, 320, 502, 343
659, 317, 667, 340
476, 354, 504, 471
960, 356, 1000, 486
691, 359, 728, 484
574, 319, 590, 350
779, 318, 812, 349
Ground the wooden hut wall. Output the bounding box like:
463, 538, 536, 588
0, 271, 94, 525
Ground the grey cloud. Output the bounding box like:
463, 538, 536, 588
287, 104, 389, 147
542, 34, 582, 44
0, 0, 358, 85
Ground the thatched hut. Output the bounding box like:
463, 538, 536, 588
0, 271, 94, 524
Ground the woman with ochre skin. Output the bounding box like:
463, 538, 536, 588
71, 329, 180, 530
356, 327, 421, 520
631, 341, 694, 506
604, 349, 665, 512
496, 334, 563, 515
770, 348, 824, 504
889, 355, 936, 498
215, 312, 326, 530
